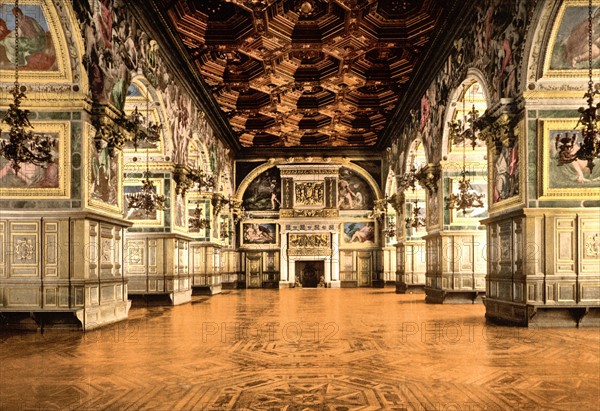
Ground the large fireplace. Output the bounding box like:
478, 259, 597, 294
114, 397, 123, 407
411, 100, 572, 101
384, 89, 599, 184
295, 260, 324, 288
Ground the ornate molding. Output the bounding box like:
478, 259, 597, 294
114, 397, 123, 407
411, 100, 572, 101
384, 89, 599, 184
289, 233, 330, 248
295, 182, 324, 206
173, 164, 193, 196
416, 163, 441, 194
280, 209, 339, 218
387, 192, 405, 213
477, 99, 523, 154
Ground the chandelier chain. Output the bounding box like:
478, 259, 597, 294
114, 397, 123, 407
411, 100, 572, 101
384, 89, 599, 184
14, 0, 19, 92
589, 0, 594, 100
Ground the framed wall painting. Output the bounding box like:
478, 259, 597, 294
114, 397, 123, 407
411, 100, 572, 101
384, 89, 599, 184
0, 121, 70, 198
341, 221, 376, 246
241, 222, 278, 246
539, 119, 600, 199
544, 0, 600, 78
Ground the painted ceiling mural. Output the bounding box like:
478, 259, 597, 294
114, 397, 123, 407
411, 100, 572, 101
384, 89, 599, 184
73, 0, 233, 175
165, 0, 448, 148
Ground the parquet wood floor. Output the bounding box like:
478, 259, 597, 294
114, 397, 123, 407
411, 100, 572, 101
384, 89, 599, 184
1, 289, 599, 410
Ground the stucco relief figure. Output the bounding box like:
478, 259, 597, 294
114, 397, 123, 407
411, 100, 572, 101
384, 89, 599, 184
175, 193, 185, 227
427, 192, 439, 227
493, 143, 519, 202
91, 145, 117, 205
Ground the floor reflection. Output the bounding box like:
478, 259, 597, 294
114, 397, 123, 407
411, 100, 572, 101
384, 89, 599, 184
1, 288, 598, 410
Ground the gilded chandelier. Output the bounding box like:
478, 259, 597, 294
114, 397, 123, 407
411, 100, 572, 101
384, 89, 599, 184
404, 160, 425, 231
125, 94, 165, 215
445, 85, 485, 213
555, 0, 600, 173
383, 215, 396, 239
189, 202, 210, 232
0, 0, 55, 173
126, 173, 165, 215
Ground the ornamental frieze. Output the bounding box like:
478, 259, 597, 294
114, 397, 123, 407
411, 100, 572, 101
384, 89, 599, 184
280, 209, 339, 218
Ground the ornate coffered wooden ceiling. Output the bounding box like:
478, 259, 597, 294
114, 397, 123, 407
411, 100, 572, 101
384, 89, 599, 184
159, 0, 462, 152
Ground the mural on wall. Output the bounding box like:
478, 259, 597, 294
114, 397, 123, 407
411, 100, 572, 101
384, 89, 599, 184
0, 3, 57, 71
549, 5, 600, 70
91, 145, 118, 205
389, 0, 533, 197
0, 132, 59, 189
549, 128, 600, 188
342, 222, 375, 244
474, 0, 529, 101
242, 223, 277, 245
242, 167, 281, 211
492, 143, 519, 203
74, 0, 232, 170
123, 84, 161, 151
338, 167, 374, 210
351, 160, 381, 188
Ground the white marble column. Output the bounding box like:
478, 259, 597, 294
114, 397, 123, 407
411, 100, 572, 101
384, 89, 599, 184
329, 231, 341, 287
279, 231, 292, 287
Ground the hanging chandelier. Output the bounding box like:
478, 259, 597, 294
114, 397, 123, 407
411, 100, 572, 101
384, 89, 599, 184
445, 84, 485, 213
126, 172, 166, 215
398, 161, 418, 192
556, 0, 600, 173
125, 93, 165, 215
219, 219, 231, 239
189, 168, 216, 192
447, 94, 480, 150
188, 202, 210, 232
403, 157, 426, 231
383, 215, 396, 239
0, 0, 55, 173
405, 199, 425, 231
125, 98, 161, 151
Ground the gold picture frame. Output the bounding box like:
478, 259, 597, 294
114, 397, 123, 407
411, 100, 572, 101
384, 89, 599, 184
539, 119, 600, 199
0, 121, 70, 199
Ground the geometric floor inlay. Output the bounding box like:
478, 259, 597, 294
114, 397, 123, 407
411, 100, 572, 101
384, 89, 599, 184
1, 288, 599, 410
